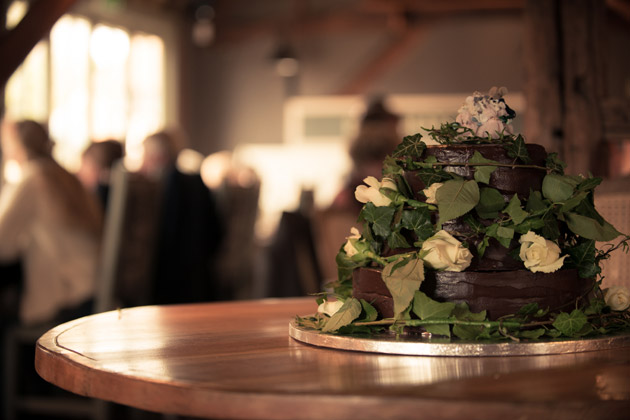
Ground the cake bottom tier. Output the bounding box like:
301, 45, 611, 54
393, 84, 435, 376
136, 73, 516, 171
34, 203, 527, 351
352, 267, 594, 320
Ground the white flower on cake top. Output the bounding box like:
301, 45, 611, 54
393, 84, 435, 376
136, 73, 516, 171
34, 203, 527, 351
456, 86, 514, 138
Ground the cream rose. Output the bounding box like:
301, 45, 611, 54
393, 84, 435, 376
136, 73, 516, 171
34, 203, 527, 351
421, 230, 473, 272
604, 285, 630, 311
317, 299, 344, 316
422, 182, 443, 204
354, 176, 397, 207
518, 231, 567, 273
343, 227, 362, 257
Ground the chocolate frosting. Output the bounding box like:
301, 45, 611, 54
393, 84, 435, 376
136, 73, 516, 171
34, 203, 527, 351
403, 143, 548, 200
353, 267, 593, 321
399, 143, 548, 270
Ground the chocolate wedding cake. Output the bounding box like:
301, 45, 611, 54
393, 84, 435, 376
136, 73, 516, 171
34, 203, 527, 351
300, 88, 629, 340
352, 142, 593, 320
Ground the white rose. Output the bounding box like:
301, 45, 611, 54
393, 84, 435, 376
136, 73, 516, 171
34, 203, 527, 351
421, 230, 473, 272
422, 182, 443, 204
317, 299, 344, 316
343, 227, 362, 257
354, 176, 397, 207
604, 285, 630, 311
518, 231, 567, 273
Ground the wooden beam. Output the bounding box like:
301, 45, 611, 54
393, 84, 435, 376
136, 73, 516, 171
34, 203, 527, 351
0, 0, 79, 88
606, 0, 630, 23
523, 0, 563, 154
560, 0, 606, 176
336, 24, 429, 95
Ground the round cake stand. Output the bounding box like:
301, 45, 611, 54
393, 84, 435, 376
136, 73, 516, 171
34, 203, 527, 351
289, 321, 630, 357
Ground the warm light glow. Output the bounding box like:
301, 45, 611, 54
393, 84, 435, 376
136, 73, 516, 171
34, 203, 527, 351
3, 160, 23, 184
49, 15, 91, 171
233, 143, 351, 239
90, 25, 130, 142
4, 41, 48, 121
125, 34, 166, 171
6, 0, 27, 29
90, 24, 130, 67
176, 148, 204, 175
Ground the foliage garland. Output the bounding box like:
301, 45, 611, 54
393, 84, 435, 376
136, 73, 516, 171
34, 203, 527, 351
297, 122, 630, 342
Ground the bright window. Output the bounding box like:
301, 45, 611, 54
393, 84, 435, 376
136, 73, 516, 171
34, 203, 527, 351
4, 12, 165, 172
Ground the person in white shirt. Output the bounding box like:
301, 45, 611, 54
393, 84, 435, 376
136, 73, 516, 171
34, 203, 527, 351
0, 119, 102, 325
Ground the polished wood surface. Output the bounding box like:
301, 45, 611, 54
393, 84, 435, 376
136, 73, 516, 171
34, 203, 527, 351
36, 297, 630, 420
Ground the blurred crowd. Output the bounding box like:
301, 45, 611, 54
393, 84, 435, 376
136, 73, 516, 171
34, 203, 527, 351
0, 96, 401, 418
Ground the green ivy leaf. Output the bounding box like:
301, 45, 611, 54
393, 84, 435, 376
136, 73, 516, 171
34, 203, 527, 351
584, 298, 606, 316
542, 174, 579, 203
436, 179, 480, 222
504, 194, 529, 225
513, 217, 545, 234
517, 302, 540, 317
401, 208, 434, 240
413, 291, 456, 320
387, 231, 411, 249
360, 203, 395, 238
552, 310, 587, 337
462, 213, 486, 235
335, 251, 362, 294
565, 212, 621, 242
322, 298, 362, 332
518, 328, 546, 339
503, 134, 531, 164
358, 299, 378, 322
541, 211, 561, 240
576, 176, 602, 192
559, 191, 588, 214
469, 151, 499, 184
415, 168, 453, 187
545, 152, 566, 174
526, 190, 547, 212
477, 236, 490, 257
392, 133, 426, 158
476, 187, 505, 219
486, 223, 512, 248
382, 155, 403, 178
565, 239, 601, 279
382, 257, 424, 319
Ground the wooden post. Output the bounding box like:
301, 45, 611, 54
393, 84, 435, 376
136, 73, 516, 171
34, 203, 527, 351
524, 0, 606, 175
523, 0, 563, 155
560, 0, 606, 176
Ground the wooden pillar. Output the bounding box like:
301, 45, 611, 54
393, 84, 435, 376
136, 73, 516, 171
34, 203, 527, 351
523, 0, 606, 175
560, 0, 606, 176
523, 0, 563, 155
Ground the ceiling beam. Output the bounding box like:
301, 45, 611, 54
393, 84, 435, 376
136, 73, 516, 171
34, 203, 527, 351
0, 0, 79, 89
337, 23, 430, 95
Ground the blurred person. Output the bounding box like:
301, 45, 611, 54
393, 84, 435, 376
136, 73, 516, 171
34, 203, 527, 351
138, 130, 225, 304
0, 119, 103, 326
329, 96, 401, 214
312, 97, 401, 282
77, 139, 124, 209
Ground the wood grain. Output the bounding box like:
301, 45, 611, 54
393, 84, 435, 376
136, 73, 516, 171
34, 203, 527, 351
35, 297, 630, 420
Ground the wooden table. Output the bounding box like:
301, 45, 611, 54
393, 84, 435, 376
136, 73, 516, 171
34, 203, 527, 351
36, 297, 630, 420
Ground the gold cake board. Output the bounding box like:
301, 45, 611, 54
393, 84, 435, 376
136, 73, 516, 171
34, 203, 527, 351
289, 321, 630, 357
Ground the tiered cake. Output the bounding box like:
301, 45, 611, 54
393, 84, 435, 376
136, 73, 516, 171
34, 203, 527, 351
301, 88, 629, 340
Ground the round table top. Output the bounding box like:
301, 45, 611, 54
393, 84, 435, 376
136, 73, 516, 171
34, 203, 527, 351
36, 297, 630, 420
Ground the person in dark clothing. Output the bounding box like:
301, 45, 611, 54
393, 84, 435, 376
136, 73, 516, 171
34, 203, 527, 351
77, 139, 124, 210
139, 130, 224, 304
